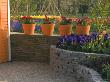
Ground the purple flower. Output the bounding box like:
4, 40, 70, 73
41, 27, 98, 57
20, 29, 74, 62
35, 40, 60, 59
104, 34, 109, 41
86, 35, 91, 42
91, 32, 98, 40
34, 19, 40, 22
71, 34, 77, 42
35, 26, 41, 31
59, 36, 64, 43
12, 20, 22, 31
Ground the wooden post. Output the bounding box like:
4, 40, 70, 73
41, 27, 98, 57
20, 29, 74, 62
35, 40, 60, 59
8, 0, 11, 61
0, 0, 10, 63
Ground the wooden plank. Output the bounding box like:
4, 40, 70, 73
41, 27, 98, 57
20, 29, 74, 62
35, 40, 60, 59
0, 0, 8, 63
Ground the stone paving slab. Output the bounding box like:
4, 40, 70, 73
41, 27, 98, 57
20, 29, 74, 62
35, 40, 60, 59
0, 61, 78, 82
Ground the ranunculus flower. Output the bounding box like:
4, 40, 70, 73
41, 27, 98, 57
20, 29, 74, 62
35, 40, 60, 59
60, 16, 73, 25
61, 16, 66, 20
22, 16, 27, 19
20, 16, 35, 24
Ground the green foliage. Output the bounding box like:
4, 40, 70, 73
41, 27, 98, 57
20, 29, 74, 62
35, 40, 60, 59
40, 15, 56, 24
82, 34, 110, 54
80, 55, 110, 81
91, 17, 110, 33
102, 64, 110, 81
59, 16, 73, 25
41, 18, 56, 24
75, 17, 92, 26
10, 0, 110, 17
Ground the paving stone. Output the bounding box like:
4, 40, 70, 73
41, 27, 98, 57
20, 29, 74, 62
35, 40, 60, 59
0, 61, 78, 82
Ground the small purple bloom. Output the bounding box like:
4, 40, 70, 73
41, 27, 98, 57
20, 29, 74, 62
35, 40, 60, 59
104, 34, 109, 41
91, 32, 98, 40
35, 26, 41, 31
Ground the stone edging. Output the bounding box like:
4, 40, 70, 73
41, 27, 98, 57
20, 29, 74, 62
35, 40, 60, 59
74, 65, 106, 82
50, 45, 109, 82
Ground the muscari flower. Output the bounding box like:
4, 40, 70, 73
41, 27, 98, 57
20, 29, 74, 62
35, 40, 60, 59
71, 34, 77, 42
104, 34, 109, 41
59, 36, 65, 43
91, 32, 98, 40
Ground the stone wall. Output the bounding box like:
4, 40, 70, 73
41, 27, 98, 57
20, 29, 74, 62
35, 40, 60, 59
74, 65, 105, 82
11, 33, 59, 62
50, 46, 109, 82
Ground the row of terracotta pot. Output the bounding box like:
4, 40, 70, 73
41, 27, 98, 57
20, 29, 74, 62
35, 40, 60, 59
41, 24, 73, 36
22, 24, 90, 36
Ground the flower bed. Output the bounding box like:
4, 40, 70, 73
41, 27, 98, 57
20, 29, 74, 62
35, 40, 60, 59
56, 33, 110, 54
51, 32, 110, 81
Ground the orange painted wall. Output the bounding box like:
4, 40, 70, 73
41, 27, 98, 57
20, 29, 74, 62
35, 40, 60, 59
0, 0, 8, 63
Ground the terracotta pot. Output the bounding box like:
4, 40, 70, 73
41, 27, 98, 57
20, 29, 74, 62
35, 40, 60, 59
59, 25, 72, 36
41, 24, 55, 36
22, 24, 36, 35
76, 25, 90, 35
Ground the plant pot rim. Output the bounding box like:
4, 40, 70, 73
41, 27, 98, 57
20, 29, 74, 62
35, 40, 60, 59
21, 23, 35, 24
41, 23, 55, 25
60, 24, 72, 26
77, 24, 90, 26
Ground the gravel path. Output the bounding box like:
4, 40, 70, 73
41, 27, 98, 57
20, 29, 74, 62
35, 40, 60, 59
0, 61, 78, 82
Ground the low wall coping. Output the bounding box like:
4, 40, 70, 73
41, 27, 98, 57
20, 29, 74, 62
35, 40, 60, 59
51, 45, 110, 57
